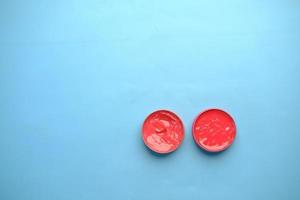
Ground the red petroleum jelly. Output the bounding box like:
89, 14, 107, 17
142, 110, 184, 154
192, 109, 236, 152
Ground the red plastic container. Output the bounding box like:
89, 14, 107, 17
192, 109, 236, 152
142, 110, 184, 154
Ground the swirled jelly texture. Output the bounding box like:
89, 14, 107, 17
142, 110, 184, 154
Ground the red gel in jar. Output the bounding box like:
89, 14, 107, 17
192, 109, 236, 152
142, 110, 184, 154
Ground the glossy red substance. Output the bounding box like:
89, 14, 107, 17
142, 110, 184, 154
192, 109, 236, 152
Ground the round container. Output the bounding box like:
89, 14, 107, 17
192, 108, 236, 152
142, 110, 184, 154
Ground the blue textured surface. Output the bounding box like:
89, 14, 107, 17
1, 1, 300, 199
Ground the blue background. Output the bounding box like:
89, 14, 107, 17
1, 0, 300, 199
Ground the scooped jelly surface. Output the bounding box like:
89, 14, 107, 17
142, 110, 184, 154
193, 109, 236, 152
